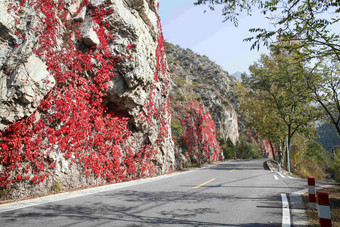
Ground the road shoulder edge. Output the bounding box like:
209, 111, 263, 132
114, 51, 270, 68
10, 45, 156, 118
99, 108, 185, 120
266, 160, 308, 226
0, 161, 224, 213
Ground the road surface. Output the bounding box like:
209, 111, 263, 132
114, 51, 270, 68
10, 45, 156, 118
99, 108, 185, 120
0, 159, 308, 226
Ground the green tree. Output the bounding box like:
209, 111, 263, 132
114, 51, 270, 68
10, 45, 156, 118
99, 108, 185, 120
194, 0, 340, 136
194, 0, 340, 58
243, 47, 319, 168
305, 60, 340, 136
236, 80, 286, 161
306, 140, 327, 165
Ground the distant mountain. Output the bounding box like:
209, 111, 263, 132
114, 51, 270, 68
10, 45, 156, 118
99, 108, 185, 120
316, 123, 340, 151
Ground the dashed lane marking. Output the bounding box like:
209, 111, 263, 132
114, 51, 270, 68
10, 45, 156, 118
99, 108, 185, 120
274, 175, 278, 180
194, 178, 216, 189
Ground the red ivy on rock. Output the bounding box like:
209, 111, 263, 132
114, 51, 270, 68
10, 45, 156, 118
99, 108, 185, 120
170, 100, 221, 165
0, 0, 172, 190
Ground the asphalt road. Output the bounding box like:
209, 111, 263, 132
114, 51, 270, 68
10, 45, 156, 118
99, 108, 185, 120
0, 159, 308, 226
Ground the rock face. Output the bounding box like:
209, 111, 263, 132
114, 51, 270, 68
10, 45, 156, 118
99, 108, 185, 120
0, 55, 55, 129
165, 43, 239, 145
0, 0, 174, 199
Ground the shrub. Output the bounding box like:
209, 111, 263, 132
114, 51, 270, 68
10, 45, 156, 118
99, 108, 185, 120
174, 77, 187, 87
51, 181, 62, 193
295, 157, 327, 180
0, 188, 10, 200
171, 117, 184, 146
220, 137, 236, 159
235, 135, 262, 159
183, 161, 192, 169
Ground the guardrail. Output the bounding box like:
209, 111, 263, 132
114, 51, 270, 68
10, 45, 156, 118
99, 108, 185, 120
269, 159, 281, 172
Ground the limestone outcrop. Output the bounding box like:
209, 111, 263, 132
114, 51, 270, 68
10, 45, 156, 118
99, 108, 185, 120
0, 0, 174, 199
165, 43, 239, 145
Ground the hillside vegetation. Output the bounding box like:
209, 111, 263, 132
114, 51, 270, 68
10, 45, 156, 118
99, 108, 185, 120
165, 42, 266, 165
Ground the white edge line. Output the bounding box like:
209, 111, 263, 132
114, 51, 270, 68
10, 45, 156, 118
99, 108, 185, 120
281, 193, 291, 227
277, 172, 286, 178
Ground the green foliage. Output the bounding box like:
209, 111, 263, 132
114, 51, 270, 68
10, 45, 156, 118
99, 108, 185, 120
219, 137, 236, 159
195, 0, 340, 137
306, 140, 328, 165
167, 54, 174, 63
331, 148, 340, 182
194, 1, 340, 59
305, 61, 340, 137
237, 135, 263, 159
171, 117, 184, 146
175, 152, 181, 160
51, 181, 62, 193
292, 133, 329, 180
220, 135, 263, 159
238, 47, 319, 167
164, 41, 175, 49
173, 77, 187, 87
0, 188, 10, 199
183, 161, 192, 169
176, 92, 185, 101
295, 156, 327, 181
316, 123, 340, 151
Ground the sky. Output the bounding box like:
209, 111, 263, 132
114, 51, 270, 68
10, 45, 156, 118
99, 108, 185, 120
158, 0, 272, 75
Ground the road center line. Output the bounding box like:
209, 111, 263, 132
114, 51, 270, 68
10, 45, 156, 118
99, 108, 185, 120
274, 175, 278, 180
194, 178, 216, 189
228, 169, 236, 172
281, 193, 291, 227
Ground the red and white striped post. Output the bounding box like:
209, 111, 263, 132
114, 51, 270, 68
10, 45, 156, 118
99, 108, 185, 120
317, 191, 331, 227
308, 177, 316, 206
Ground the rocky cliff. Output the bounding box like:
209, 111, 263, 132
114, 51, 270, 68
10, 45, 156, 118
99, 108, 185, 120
165, 43, 239, 145
0, 0, 174, 199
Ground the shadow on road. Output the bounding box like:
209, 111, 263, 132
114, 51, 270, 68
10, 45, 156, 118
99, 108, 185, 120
0, 160, 288, 226
0, 189, 282, 226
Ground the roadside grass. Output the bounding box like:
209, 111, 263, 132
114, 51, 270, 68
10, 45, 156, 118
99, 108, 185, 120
301, 185, 340, 226
293, 157, 328, 181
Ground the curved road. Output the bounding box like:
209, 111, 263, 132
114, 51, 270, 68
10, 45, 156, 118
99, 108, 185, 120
0, 159, 308, 226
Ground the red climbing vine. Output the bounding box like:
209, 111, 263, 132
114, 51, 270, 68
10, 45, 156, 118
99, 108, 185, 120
0, 0, 172, 190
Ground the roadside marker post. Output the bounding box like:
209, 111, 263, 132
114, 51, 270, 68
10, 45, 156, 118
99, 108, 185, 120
308, 177, 317, 209
278, 161, 281, 172
317, 191, 331, 227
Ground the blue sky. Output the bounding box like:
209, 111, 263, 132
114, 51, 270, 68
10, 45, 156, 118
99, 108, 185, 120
158, 0, 271, 75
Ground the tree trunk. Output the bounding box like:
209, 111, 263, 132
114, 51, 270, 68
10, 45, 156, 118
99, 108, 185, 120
335, 122, 340, 137
286, 127, 291, 169
279, 142, 284, 164
269, 140, 276, 160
